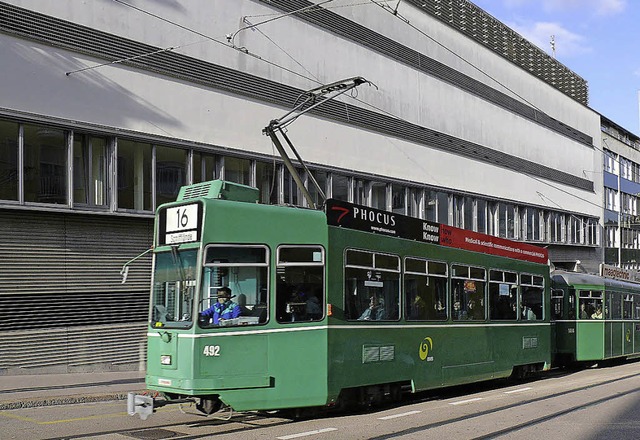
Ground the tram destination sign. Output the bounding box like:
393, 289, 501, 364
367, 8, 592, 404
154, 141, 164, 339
158, 202, 203, 245
326, 199, 548, 264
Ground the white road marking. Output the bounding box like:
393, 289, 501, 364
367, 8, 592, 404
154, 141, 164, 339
378, 410, 422, 420
277, 427, 338, 439
450, 397, 483, 406
504, 387, 532, 394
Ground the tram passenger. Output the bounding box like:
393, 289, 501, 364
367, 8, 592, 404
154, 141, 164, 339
591, 305, 603, 319
522, 305, 536, 320
200, 286, 241, 325
305, 293, 322, 320
579, 303, 589, 319
359, 296, 385, 320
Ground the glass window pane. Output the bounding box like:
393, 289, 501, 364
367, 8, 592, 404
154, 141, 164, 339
24, 124, 67, 204
331, 174, 349, 201
392, 184, 405, 214
256, 160, 277, 204
276, 246, 324, 323
308, 170, 327, 208
156, 145, 186, 206
477, 199, 487, 233
437, 192, 449, 224
117, 139, 152, 211
371, 181, 387, 210
224, 156, 250, 185
193, 152, 217, 183
73, 134, 107, 206
0, 120, 19, 201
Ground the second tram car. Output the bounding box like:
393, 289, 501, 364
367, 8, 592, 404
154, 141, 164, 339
129, 179, 554, 417
552, 270, 640, 366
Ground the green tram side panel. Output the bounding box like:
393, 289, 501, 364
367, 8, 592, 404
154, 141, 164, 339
552, 272, 640, 362
149, 187, 332, 411
325, 226, 551, 395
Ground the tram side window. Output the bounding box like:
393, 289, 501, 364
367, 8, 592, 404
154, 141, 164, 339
151, 249, 198, 329
578, 290, 603, 319
199, 245, 269, 327
276, 246, 325, 323
451, 264, 486, 321
489, 270, 517, 320
606, 292, 622, 320
623, 294, 633, 319
520, 274, 544, 321
404, 258, 447, 321
344, 250, 400, 321
551, 289, 564, 321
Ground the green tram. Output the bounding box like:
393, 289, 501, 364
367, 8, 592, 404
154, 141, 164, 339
128, 179, 552, 418
551, 270, 640, 366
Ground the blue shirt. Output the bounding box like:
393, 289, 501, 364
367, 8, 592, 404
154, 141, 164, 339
201, 300, 241, 324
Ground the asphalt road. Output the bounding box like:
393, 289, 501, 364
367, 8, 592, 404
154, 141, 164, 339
3, 361, 640, 440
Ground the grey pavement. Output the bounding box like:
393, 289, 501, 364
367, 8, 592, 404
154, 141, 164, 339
0, 370, 146, 410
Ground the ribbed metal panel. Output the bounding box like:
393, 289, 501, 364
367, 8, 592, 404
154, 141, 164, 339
0, 324, 147, 371
0, 209, 153, 332
0, 2, 593, 192
406, 0, 588, 104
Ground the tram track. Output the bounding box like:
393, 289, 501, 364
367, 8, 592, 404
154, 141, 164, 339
370, 370, 640, 439
19, 367, 640, 440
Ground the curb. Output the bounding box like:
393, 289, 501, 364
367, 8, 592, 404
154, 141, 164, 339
0, 390, 146, 410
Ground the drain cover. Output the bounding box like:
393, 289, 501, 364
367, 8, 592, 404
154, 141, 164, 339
121, 428, 178, 439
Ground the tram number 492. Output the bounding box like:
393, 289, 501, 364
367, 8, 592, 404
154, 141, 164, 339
203, 345, 221, 357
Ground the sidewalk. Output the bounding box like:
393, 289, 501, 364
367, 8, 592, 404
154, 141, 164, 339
0, 371, 146, 410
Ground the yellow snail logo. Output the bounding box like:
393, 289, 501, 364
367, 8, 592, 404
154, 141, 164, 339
419, 337, 433, 361
626, 329, 632, 343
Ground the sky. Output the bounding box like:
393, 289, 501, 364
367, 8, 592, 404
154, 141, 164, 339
470, 0, 640, 135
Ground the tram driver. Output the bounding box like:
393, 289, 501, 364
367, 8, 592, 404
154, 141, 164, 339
200, 286, 242, 325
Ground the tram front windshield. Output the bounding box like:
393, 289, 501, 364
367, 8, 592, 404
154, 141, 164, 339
151, 249, 197, 329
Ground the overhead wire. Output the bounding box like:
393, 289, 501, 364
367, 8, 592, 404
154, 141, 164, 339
106, 0, 602, 216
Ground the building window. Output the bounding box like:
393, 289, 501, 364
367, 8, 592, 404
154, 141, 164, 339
256, 160, 278, 204
477, 199, 487, 233
408, 187, 423, 219
0, 119, 19, 201
307, 169, 328, 208
391, 184, 406, 215
223, 156, 250, 185
498, 202, 517, 239
370, 181, 387, 210
73, 134, 107, 206
354, 179, 369, 206
523, 207, 541, 241
117, 139, 152, 211
283, 167, 303, 206
24, 124, 67, 205
193, 151, 218, 183
156, 145, 186, 206
331, 174, 350, 202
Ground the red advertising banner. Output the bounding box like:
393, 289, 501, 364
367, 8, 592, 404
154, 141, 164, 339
439, 225, 548, 264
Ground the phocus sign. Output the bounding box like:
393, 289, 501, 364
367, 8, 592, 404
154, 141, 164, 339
326, 199, 548, 264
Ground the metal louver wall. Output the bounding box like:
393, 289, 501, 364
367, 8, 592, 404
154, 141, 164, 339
0, 209, 153, 372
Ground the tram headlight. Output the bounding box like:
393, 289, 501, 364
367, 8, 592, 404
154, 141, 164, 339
160, 355, 172, 365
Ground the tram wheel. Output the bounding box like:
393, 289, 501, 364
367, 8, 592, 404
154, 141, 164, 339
196, 396, 222, 415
